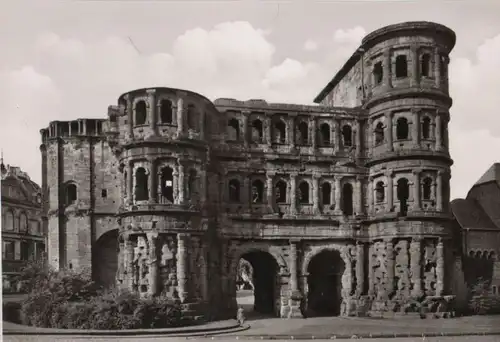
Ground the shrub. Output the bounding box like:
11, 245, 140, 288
3, 301, 22, 324
466, 277, 500, 315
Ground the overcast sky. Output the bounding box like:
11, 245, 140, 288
1, 0, 499, 200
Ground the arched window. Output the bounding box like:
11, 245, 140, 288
397, 178, 409, 216
19, 213, 28, 232
421, 53, 431, 77
374, 122, 384, 145
135, 100, 147, 125
252, 120, 263, 143
5, 211, 14, 231
275, 180, 287, 203
342, 125, 352, 147
135, 167, 149, 201
274, 120, 286, 144
375, 181, 385, 203
187, 104, 197, 129
160, 99, 173, 124
228, 118, 240, 141
187, 169, 197, 200
422, 177, 432, 200
441, 122, 448, 148
422, 117, 431, 139
396, 117, 409, 140
319, 123, 330, 146
296, 122, 309, 145
298, 181, 309, 204
229, 179, 240, 202
66, 183, 77, 206
160, 167, 174, 203
321, 182, 331, 205
373, 62, 383, 85
395, 55, 408, 78
342, 183, 353, 216
251, 180, 264, 203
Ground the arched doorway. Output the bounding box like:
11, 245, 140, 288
306, 249, 345, 316
235, 251, 280, 318
93, 229, 119, 288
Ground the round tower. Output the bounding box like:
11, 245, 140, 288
362, 22, 456, 315
113, 87, 218, 319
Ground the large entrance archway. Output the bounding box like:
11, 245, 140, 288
93, 229, 119, 288
306, 249, 345, 317
235, 251, 280, 318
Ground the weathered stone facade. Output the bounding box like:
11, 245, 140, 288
40, 21, 463, 319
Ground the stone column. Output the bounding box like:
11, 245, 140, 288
435, 111, 442, 151
334, 121, 340, 153
172, 168, 179, 204
311, 118, 317, 150
383, 49, 393, 89
355, 120, 362, 157
124, 234, 134, 290
176, 233, 189, 303
148, 159, 156, 203
266, 172, 275, 213
385, 238, 395, 295
147, 89, 156, 134
355, 176, 363, 216
289, 115, 296, 148
434, 47, 441, 87
242, 112, 249, 148
410, 237, 423, 297
367, 177, 373, 215
200, 169, 207, 205
334, 176, 342, 214
289, 240, 299, 292
385, 170, 393, 212
368, 244, 375, 296
413, 168, 421, 211
147, 232, 158, 296
410, 44, 420, 87
312, 173, 320, 215
127, 162, 133, 205
342, 246, 354, 297
412, 108, 420, 148
176, 98, 184, 137
177, 162, 185, 205
436, 238, 445, 296
436, 170, 443, 211
386, 111, 394, 152
243, 176, 251, 211
289, 172, 298, 215
199, 110, 206, 140
356, 242, 364, 296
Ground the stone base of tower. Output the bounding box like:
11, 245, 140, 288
179, 301, 208, 323
367, 295, 457, 319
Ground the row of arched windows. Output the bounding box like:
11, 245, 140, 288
468, 250, 497, 260
374, 177, 434, 202
373, 116, 442, 146
227, 178, 355, 215
227, 118, 355, 147
131, 99, 198, 129
2, 211, 41, 234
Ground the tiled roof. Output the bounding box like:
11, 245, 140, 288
473, 163, 500, 187
450, 198, 498, 230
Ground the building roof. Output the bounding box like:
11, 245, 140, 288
1, 161, 41, 207
473, 163, 500, 187
450, 198, 497, 230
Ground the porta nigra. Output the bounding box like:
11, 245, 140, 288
40, 21, 468, 320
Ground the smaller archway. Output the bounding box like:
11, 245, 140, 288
252, 120, 263, 143
135, 101, 147, 125
319, 123, 331, 146
160, 167, 174, 203
273, 120, 286, 144
342, 125, 352, 147
422, 177, 432, 200
275, 180, 287, 204
374, 122, 384, 145
65, 183, 78, 206
251, 180, 264, 203
321, 182, 331, 205
421, 53, 431, 77
5, 211, 14, 231
160, 99, 173, 124
135, 167, 149, 201
306, 249, 345, 317
187, 169, 197, 200
187, 104, 197, 129
396, 117, 409, 140
375, 181, 385, 203
397, 178, 409, 216
229, 179, 241, 202
296, 122, 309, 145
19, 213, 28, 233
228, 118, 240, 141
93, 229, 119, 288
298, 181, 310, 204
373, 62, 383, 85
395, 55, 408, 78
342, 183, 353, 216
422, 117, 431, 139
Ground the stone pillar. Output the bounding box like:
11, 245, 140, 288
266, 172, 275, 213
367, 176, 373, 215
412, 108, 420, 148
383, 49, 393, 89
355, 176, 363, 216
147, 232, 158, 296
334, 176, 342, 214
124, 234, 134, 290
242, 113, 249, 148
147, 89, 156, 134
434, 47, 441, 87
386, 111, 394, 152
342, 246, 354, 297
410, 237, 423, 297
199, 110, 206, 140
312, 173, 320, 215
435, 111, 442, 151
172, 168, 179, 204
385, 170, 393, 212
127, 162, 133, 205
124, 95, 133, 140
355, 120, 362, 157
176, 98, 184, 137
436, 170, 443, 211
289, 116, 296, 148
176, 233, 189, 303
178, 162, 185, 205
148, 159, 156, 203
289, 172, 298, 215
436, 238, 445, 296
311, 118, 317, 150
413, 168, 421, 211
334, 121, 340, 153
288, 239, 303, 318
410, 44, 420, 87
368, 244, 375, 296
385, 238, 395, 295
200, 169, 207, 205
356, 242, 364, 296
266, 117, 272, 148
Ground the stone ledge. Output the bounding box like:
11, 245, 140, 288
2, 319, 247, 336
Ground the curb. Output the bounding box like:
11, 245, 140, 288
2, 320, 249, 336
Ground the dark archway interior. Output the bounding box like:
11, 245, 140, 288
236, 251, 279, 318
307, 250, 345, 317
93, 229, 119, 288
